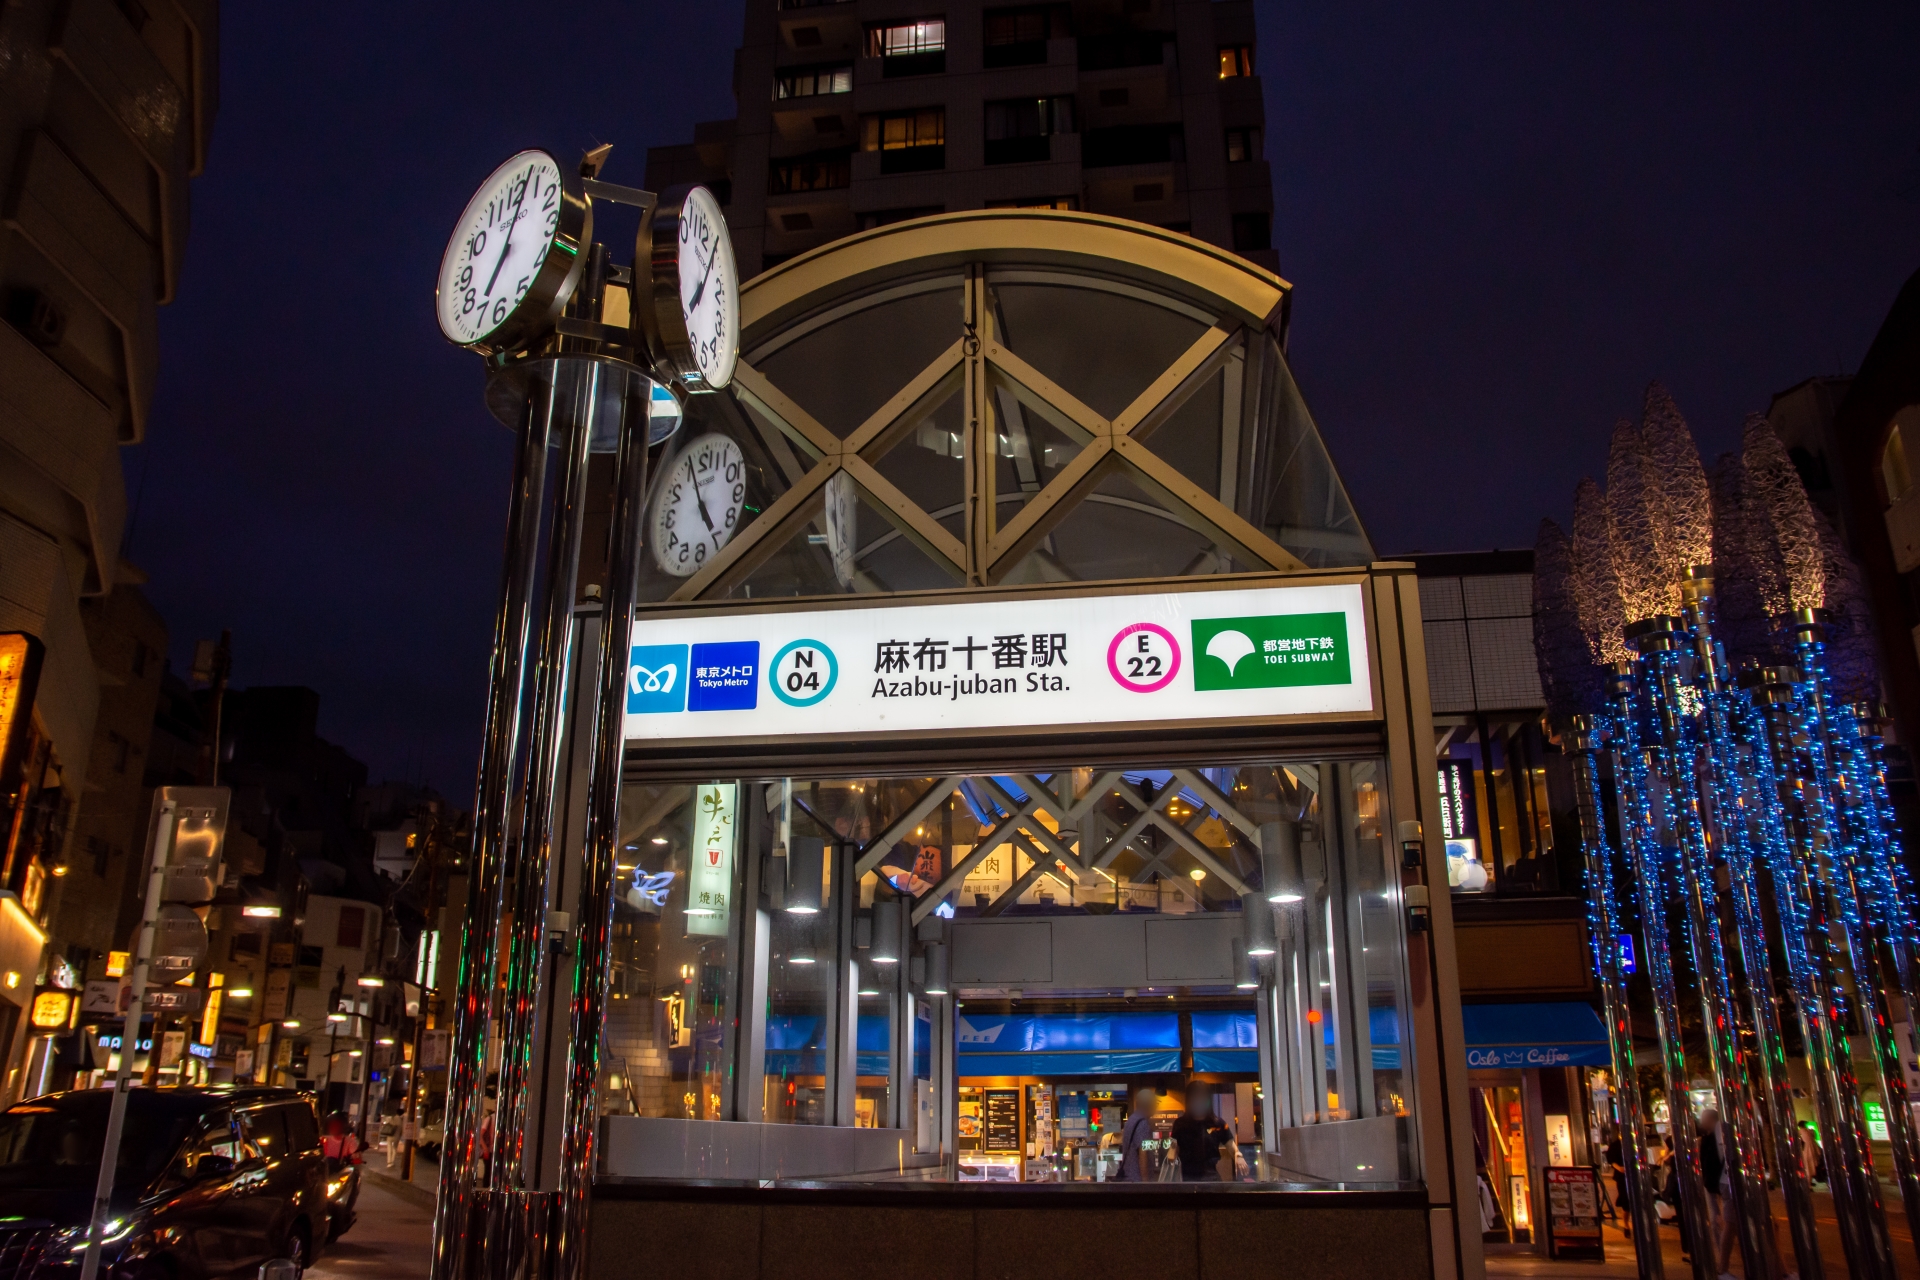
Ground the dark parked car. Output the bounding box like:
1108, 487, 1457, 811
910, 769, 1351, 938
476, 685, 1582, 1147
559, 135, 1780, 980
0, 1085, 330, 1277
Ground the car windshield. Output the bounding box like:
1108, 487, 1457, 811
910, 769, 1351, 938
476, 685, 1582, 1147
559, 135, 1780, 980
0, 1093, 207, 1190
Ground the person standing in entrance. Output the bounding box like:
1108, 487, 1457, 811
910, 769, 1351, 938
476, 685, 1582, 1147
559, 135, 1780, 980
1117, 1087, 1158, 1181
1170, 1081, 1228, 1182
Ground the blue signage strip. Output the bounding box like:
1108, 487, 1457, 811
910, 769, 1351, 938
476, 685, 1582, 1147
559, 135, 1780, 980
1461, 1002, 1610, 1069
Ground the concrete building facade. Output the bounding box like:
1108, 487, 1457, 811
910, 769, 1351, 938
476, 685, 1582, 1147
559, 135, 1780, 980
647, 0, 1276, 275
0, 0, 219, 1096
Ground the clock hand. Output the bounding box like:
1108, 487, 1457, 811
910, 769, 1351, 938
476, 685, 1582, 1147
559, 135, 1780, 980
687, 458, 717, 533
686, 246, 719, 313
484, 177, 532, 298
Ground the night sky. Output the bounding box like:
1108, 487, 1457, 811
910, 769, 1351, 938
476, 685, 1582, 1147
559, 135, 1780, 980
131, 3, 1920, 799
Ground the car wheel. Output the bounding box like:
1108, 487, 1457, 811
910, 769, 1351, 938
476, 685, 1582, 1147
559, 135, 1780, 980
284, 1222, 311, 1274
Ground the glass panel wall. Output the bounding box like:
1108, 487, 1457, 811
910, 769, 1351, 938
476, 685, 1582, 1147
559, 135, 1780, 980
601, 755, 1421, 1189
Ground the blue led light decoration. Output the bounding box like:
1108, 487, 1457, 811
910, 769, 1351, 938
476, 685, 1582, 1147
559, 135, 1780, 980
1529, 384, 1920, 1280
1610, 409, 1777, 1280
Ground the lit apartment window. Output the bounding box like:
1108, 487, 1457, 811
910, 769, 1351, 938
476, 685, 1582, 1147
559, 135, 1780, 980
1225, 127, 1261, 164
984, 96, 1075, 165
862, 108, 946, 172
984, 5, 1069, 67
867, 20, 946, 75
1219, 45, 1253, 78
775, 62, 853, 99
769, 148, 853, 194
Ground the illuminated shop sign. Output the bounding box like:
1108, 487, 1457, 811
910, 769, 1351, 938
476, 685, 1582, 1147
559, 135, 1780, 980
685, 784, 735, 937
625, 580, 1371, 743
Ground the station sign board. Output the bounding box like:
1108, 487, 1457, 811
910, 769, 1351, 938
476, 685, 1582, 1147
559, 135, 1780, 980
624, 579, 1372, 744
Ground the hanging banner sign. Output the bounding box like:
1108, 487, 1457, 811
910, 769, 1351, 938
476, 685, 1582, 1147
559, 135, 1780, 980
685, 783, 735, 937
624, 579, 1371, 743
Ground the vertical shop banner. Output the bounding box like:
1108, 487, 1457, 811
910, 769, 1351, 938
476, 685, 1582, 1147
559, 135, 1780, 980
686, 783, 735, 937
625, 580, 1372, 743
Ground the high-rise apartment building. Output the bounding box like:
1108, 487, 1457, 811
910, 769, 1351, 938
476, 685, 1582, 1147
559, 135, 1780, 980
0, 0, 219, 1094
647, 0, 1274, 274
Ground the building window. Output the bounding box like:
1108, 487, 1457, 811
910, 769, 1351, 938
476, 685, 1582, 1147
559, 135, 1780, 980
338, 905, 364, 949
1884, 420, 1911, 504
769, 148, 853, 194
1225, 127, 1261, 164
984, 5, 1069, 67
1231, 212, 1271, 251
863, 109, 946, 173
1078, 32, 1168, 71
984, 96, 1075, 165
87, 835, 110, 878
985, 196, 1078, 210
775, 62, 853, 99
1219, 45, 1253, 78
1080, 123, 1184, 168
108, 731, 130, 773
866, 20, 945, 75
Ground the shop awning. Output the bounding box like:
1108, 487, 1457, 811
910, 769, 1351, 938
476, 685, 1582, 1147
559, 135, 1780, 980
957, 1012, 1181, 1076
1461, 1002, 1609, 1069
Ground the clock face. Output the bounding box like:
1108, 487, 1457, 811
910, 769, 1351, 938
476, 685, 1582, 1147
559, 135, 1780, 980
437, 151, 566, 348
673, 188, 739, 389
651, 433, 746, 577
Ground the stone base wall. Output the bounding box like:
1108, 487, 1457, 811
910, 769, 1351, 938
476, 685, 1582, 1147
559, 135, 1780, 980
588, 1187, 1435, 1280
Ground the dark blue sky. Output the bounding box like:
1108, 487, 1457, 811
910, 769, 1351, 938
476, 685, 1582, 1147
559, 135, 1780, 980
131, 2, 1920, 798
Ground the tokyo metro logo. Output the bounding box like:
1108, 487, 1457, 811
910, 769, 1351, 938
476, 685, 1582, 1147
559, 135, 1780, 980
628, 645, 689, 714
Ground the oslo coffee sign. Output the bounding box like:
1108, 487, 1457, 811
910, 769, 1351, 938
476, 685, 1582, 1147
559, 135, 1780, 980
624, 580, 1371, 743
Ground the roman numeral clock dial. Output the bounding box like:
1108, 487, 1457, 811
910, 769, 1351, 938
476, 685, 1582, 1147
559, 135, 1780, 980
435, 149, 589, 355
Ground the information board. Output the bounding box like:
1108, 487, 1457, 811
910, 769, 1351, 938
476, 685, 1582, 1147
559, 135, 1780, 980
1544, 1165, 1605, 1261
625, 580, 1372, 744
984, 1088, 1021, 1153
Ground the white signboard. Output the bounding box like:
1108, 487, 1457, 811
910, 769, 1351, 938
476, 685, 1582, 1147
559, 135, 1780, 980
625, 581, 1371, 743
686, 782, 736, 937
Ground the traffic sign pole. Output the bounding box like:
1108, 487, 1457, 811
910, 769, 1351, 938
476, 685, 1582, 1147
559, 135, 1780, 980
80, 795, 176, 1280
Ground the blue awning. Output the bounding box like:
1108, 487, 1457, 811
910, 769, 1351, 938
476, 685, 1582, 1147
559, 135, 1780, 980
1462, 1002, 1609, 1069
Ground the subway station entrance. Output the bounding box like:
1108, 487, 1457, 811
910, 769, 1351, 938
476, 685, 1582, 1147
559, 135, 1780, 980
569, 213, 1482, 1279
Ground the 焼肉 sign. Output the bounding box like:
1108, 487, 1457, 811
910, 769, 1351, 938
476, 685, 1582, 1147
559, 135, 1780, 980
624, 580, 1372, 743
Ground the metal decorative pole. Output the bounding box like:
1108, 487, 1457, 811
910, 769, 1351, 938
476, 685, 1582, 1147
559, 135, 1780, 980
1605, 662, 1717, 1280
554, 368, 652, 1280
1745, 663, 1895, 1278
432, 378, 558, 1280
1627, 615, 1776, 1280
1674, 575, 1789, 1280
1789, 611, 1920, 1266
1564, 715, 1665, 1277
1686, 569, 1816, 1280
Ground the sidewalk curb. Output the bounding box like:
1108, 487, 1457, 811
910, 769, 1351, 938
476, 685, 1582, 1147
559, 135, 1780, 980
364, 1166, 438, 1211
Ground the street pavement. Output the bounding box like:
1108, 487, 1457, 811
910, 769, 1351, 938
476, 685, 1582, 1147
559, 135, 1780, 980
1485, 1185, 1920, 1279
306, 1162, 435, 1280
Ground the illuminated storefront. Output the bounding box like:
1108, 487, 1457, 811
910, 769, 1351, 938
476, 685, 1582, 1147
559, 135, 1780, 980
570, 212, 1483, 1279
